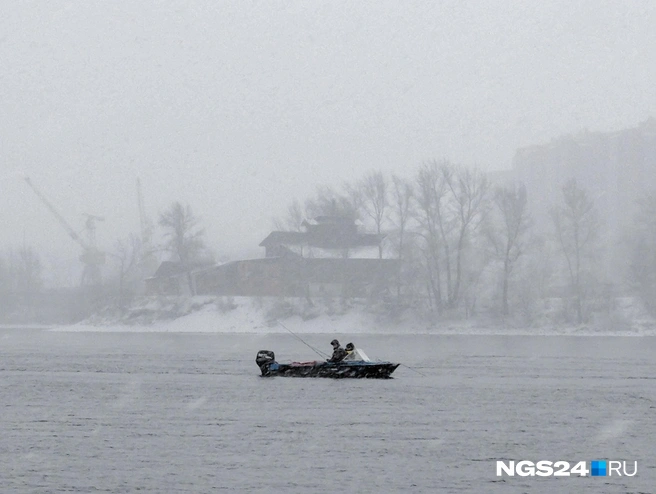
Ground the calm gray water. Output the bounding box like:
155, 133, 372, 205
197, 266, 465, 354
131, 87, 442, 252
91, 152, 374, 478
1, 329, 655, 493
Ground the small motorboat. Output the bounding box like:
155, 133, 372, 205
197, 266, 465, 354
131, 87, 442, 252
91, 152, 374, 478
255, 349, 400, 379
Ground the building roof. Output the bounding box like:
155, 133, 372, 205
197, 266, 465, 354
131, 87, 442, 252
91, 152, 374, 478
259, 230, 385, 249
150, 260, 216, 278
151, 261, 187, 278
258, 231, 307, 247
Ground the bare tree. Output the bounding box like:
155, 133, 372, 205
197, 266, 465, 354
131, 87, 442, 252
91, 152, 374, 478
273, 199, 305, 232
550, 179, 600, 324
390, 175, 414, 301
159, 202, 205, 264
305, 184, 360, 221
14, 245, 43, 294
360, 171, 388, 258
443, 164, 490, 309
7, 245, 43, 319
485, 183, 531, 316
159, 201, 206, 294
415, 162, 450, 313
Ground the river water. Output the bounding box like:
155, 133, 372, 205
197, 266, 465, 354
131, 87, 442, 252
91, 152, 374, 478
1, 328, 655, 493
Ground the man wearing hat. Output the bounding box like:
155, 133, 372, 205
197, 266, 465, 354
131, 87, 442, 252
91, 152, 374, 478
327, 339, 347, 363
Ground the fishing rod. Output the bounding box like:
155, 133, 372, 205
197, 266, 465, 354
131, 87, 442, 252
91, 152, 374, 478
276, 320, 330, 358
400, 363, 427, 377
277, 321, 423, 374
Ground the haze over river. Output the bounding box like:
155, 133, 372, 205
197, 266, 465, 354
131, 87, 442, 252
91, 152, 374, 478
1, 328, 654, 493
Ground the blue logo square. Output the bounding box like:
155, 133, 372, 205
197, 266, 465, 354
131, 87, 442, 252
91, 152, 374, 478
591, 460, 607, 477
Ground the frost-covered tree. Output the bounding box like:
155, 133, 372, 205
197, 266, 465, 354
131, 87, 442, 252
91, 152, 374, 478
359, 170, 389, 258
273, 199, 305, 232
389, 175, 414, 301
485, 183, 531, 316
159, 201, 206, 295
416, 162, 490, 313
12, 245, 43, 294
550, 179, 600, 324
159, 202, 205, 265
305, 184, 361, 222
414, 161, 449, 313
5, 245, 44, 319
443, 165, 490, 309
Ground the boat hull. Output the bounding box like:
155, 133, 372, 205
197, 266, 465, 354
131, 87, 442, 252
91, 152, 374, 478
256, 351, 399, 378
268, 361, 399, 379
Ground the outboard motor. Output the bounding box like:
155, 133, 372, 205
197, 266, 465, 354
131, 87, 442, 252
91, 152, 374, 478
256, 350, 276, 376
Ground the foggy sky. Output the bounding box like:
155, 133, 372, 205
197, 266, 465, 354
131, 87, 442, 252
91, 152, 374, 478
2, 0, 655, 283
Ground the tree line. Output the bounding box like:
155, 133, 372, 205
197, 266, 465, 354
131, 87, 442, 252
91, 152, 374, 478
2, 161, 655, 327
0, 201, 208, 322
276, 161, 656, 326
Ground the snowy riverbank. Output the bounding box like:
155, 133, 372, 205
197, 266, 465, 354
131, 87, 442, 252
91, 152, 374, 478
42, 295, 656, 337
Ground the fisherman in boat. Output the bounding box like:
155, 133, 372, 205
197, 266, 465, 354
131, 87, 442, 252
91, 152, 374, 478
343, 343, 371, 362
327, 339, 347, 363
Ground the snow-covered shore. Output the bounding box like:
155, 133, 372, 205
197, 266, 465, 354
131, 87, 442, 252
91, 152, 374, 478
43, 295, 656, 337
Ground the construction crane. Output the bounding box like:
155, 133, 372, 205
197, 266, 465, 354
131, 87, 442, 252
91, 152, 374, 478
83, 213, 105, 247
136, 178, 153, 251
24, 177, 106, 286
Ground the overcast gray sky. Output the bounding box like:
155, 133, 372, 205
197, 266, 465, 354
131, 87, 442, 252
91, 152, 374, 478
2, 0, 655, 282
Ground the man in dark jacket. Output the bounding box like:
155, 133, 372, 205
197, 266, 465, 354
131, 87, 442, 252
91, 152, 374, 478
328, 339, 347, 363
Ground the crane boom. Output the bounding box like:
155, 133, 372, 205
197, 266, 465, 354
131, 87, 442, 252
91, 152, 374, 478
24, 176, 105, 285
24, 177, 88, 249
136, 178, 150, 246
